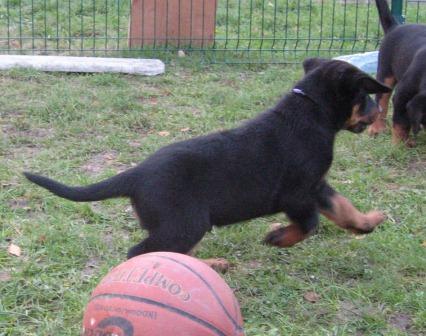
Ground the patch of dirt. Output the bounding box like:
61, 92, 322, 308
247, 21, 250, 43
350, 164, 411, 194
2, 124, 54, 139
245, 260, 263, 270
82, 256, 102, 278
336, 300, 366, 324
0, 271, 11, 282
81, 150, 131, 176
2, 122, 50, 159
9, 145, 42, 160
407, 160, 426, 175
388, 312, 413, 332
8, 197, 31, 211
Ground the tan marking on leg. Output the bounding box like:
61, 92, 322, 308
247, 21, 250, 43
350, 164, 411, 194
320, 194, 385, 233
392, 123, 411, 145
368, 76, 396, 136
264, 223, 308, 247
202, 258, 230, 273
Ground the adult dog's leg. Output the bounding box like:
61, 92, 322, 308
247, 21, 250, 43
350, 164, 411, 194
316, 182, 385, 234
264, 204, 318, 247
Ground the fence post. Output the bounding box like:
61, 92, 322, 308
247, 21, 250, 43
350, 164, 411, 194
391, 0, 405, 24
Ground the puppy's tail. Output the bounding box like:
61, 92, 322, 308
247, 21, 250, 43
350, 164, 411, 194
375, 0, 399, 33
23, 170, 135, 202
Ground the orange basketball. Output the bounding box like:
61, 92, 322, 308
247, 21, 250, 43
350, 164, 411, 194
82, 252, 244, 336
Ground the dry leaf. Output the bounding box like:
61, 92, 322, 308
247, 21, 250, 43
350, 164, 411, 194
37, 235, 47, 244
158, 131, 170, 137
0, 271, 11, 282
7, 243, 21, 257
128, 141, 141, 148
354, 235, 367, 240
303, 291, 320, 303
104, 154, 115, 161
180, 127, 191, 132
422, 240, 426, 247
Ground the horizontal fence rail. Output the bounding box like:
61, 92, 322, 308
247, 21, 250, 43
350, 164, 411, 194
0, 0, 425, 63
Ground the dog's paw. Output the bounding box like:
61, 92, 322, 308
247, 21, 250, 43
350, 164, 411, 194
406, 138, 417, 148
365, 210, 386, 226
367, 120, 387, 136
202, 258, 230, 273
263, 227, 286, 247
352, 211, 386, 234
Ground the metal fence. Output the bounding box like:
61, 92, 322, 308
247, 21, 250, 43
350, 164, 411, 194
0, 0, 425, 64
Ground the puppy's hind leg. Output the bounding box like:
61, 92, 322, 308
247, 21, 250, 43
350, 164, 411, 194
127, 214, 211, 259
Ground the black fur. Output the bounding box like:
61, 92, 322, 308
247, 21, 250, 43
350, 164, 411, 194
24, 59, 391, 259
375, 0, 426, 139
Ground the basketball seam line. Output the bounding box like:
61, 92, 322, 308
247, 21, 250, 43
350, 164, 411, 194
90, 293, 227, 336
149, 254, 243, 332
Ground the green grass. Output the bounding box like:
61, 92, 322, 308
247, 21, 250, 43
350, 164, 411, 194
0, 1, 425, 62
0, 63, 425, 335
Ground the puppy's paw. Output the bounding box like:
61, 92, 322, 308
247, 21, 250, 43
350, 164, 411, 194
365, 210, 386, 226
406, 138, 417, 148
367, 120, 387, 136
352, 211, 386, 234
264, 227, 286, 247
202, 258, 230, 273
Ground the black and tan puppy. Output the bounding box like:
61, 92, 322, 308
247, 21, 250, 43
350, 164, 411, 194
368, 0, 426, 145
24, 58, 391, 268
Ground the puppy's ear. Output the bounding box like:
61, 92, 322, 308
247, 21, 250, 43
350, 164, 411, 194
302, 58, 329, 74
407, 94, 426, 134
357, 76, 392, 94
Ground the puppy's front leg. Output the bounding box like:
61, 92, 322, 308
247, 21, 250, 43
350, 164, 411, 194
392, 89, 416, 147
316, 182, 385, 234
264, 205, 318, 247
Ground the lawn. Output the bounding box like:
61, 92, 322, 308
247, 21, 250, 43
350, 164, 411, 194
0, 60, 425, 335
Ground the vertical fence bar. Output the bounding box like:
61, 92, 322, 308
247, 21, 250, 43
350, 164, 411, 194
391, 0, 405, 23
165, 0, 169, 48
92, 0, 96, 54
236, 0, 241, 52
329, 0, 337, 56
80, 0, 84, 54
117, 0, 120, 51
7, 0, 10, 53
18, 0, 22, 51
340, 0, 347, 52
248, 0, 253, 58
31, 0, 35, 53
317, 0, 324, 56
295, 0, 301, 57
271, 0, 278, 62
260, 0, 265, 59
56, 0, 59, 52
282, 0, 289, 57
105, 0, 109, 52
69, 0, 72, 52
44, 0, 48, 52
190, 0, 193, 49
224, 0, 229, 56
306, 0, 313, 55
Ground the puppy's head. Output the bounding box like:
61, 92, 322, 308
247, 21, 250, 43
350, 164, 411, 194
407, 93, 426, 135
302, 58, 392, 133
